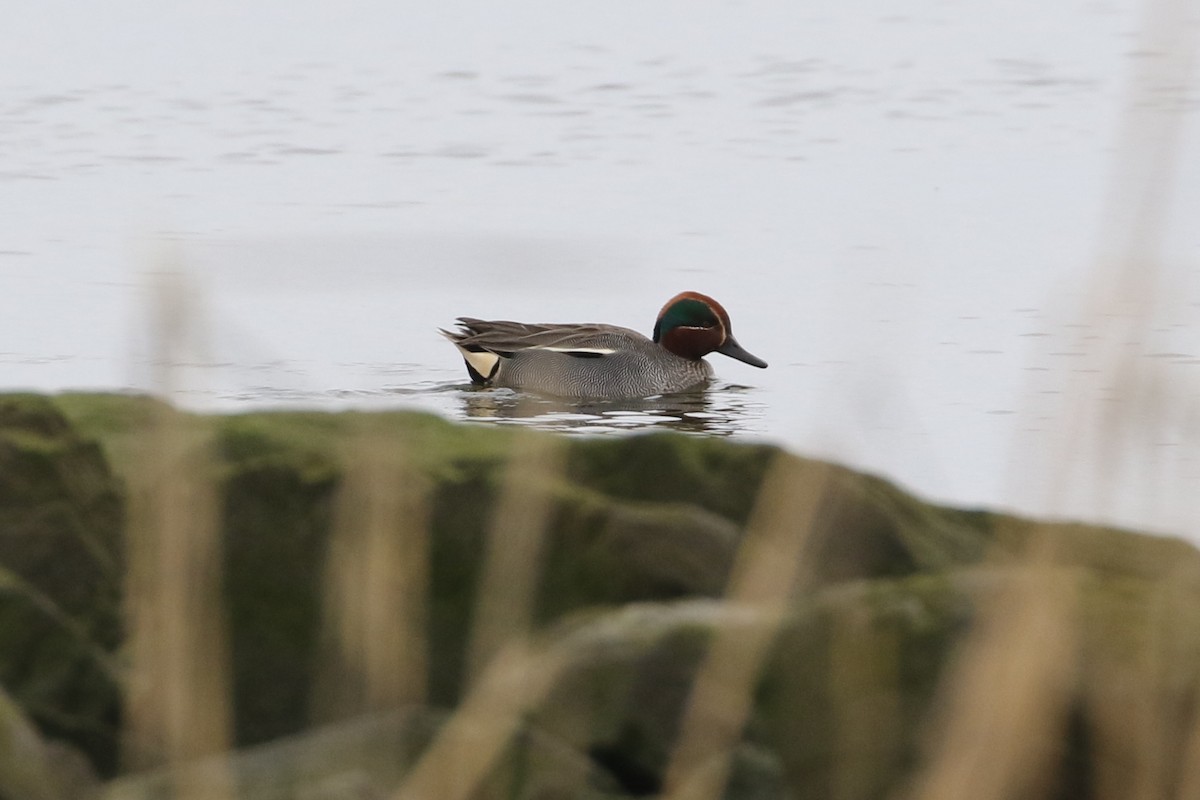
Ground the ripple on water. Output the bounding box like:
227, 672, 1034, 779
445, 383, 768, 437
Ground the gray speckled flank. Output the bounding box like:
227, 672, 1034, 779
494, 337, 714, 398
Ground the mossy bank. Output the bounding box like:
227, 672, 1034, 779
1, 392, 1198, 800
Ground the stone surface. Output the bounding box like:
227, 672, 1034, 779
0, 394, 123, 778
0, 392, 1193, 799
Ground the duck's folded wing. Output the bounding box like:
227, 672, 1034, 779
447, 320, 634, 358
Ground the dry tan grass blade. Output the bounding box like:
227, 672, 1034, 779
316, 421, 431, 718
121, 271, 234, 799
390, 640, 571, 800
903, 541, 1079, 800
465, 433, 565, 687
662, 454, 834, 800
1177, 679, 1200, 799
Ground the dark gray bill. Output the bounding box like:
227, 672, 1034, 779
716, 336, 768, 368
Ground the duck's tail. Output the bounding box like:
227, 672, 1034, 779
439, 326, 501, 384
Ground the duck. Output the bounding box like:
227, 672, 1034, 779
441, 291, 767, 399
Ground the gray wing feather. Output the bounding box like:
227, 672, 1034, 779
448, 319, 647, 355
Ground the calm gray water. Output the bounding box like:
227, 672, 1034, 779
3, 1, 1199, 538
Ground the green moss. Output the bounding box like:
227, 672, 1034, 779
1, 392, 1198, 796
564, 433, 777, 525
51, 392, 166, 480
220, 458, 337, 746
0, 394, 124, 776
845, 473, 993, 573
539, 490, 739, 621
425, 457, 498, 705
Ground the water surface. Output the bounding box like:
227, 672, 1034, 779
3, 0, 1199, 538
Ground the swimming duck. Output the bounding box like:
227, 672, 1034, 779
441, 291, 767, 399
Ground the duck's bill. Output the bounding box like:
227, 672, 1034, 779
717, 336, 768, 368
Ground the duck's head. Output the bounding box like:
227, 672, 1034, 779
652, 291, 768, 368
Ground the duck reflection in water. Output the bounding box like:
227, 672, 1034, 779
457, 384, 763, 437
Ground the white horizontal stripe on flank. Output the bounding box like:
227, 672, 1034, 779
539, 346, 617, 355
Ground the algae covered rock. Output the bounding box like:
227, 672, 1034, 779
195, 411, 999, 731
215, 416, 342, 747
102, 707, 631, 800
524, 580, 972, 800
0, 392, 1192, 800
0, 394, 123, 777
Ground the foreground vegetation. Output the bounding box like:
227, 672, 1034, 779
1, 391, 1198, 800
